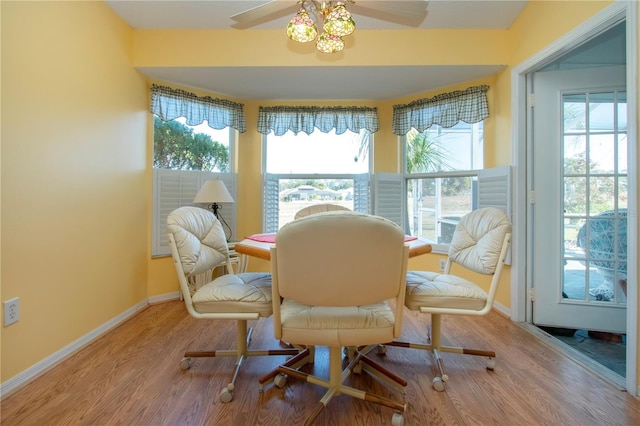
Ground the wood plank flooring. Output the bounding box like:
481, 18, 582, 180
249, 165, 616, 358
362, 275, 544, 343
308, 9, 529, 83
3, 300, 640, 425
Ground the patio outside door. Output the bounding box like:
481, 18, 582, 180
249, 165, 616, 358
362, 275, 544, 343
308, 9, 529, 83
531, 65, 627, 333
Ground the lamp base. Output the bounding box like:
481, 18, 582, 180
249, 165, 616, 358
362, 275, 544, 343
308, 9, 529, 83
209, 203, 232, 242
210, 203, 221, 218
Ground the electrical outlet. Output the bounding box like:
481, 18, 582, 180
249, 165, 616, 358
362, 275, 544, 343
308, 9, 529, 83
4, 297, 19, 326
438, 259, 447, 272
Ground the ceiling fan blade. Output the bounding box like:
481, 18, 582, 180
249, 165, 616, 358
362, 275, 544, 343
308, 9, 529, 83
231, 1, 299, 29
349, 1, 428, 27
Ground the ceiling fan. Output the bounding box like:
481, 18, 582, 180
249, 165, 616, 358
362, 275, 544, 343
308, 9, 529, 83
230, 1, 429, 30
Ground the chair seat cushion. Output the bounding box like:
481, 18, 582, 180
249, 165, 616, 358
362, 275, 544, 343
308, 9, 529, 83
192, 272, 273, 317
279, 299, 395, 347
405, 271, 487, 311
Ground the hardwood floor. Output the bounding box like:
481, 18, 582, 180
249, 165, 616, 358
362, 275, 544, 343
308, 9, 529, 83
3, 300, 640, 425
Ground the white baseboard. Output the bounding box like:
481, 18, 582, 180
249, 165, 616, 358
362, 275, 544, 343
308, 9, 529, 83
0, 299, 150, 398
493, 301, 511, 318
148, 291, 180, 304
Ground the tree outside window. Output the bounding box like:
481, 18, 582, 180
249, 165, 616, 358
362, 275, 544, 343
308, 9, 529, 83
153, 116, 230, 172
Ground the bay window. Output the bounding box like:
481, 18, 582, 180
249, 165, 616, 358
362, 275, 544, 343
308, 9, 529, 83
150, 85, 244, 256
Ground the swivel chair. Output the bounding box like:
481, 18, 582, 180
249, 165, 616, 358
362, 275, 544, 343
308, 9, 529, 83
167, 206, 300, 402
293, 203, 350, 219
267, 211, 409, 425
387, 207, 512, 391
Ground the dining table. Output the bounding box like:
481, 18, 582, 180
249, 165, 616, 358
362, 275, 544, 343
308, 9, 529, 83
234, 232, 432, 262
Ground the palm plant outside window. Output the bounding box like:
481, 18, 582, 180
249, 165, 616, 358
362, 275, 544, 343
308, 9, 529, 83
404, 122, 483, 244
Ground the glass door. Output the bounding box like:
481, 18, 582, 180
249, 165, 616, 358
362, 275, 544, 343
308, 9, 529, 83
532, 65, 627, 333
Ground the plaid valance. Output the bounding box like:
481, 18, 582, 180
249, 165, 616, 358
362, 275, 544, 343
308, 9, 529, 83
150, 84, 246, 133
257, 105, 379, 136
392, 85, 489, 136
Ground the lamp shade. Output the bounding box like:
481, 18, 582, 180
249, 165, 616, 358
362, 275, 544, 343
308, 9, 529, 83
323, 3, 355, 37
286, 8, 318, 43
193, 180, 234, 204
316, 33, 344, 53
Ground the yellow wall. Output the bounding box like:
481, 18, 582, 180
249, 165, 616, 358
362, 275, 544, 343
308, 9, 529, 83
1, 1, 148, 381
3, 0, 633, 390
133, 28, 510, 68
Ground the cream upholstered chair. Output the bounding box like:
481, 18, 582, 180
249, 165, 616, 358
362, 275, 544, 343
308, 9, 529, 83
387, 207, 512, 392
268, 211, 410, 426
293, 203, 350, 219
167, 206, 300, 403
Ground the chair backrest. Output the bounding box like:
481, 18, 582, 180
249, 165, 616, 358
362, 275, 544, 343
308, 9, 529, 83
167, 206, 230, 297
446, 207, 512, 313
272, 211, 409, 309
448, 207, 512, 275
293, 203, 351, 220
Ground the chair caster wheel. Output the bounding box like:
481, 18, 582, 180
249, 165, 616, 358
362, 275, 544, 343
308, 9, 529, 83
179, 357, 191, 370
392, 412, 405, 426
274, 373, 287, 389
220, 385, 234, 403
432, 376, 445, 392
377, 344, 387, 355
487, 357, 495, 370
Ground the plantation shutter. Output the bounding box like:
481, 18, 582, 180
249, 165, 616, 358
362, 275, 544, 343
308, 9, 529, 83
263, 173, 280, 233
374, 173, 404, 228
353, 173, 370, 214
152, 169, 237, 256
477, 166, 511, 217
477, 166, 512, 264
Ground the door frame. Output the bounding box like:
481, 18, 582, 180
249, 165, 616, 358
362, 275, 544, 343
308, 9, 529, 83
510, 1, 638, 394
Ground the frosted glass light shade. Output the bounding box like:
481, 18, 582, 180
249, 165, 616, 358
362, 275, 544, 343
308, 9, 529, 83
286, 8, 318, 42
316, 33, 344, 53
323, 3, 355, 37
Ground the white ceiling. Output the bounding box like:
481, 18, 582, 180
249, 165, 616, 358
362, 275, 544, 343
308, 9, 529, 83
107, 0, 529, 100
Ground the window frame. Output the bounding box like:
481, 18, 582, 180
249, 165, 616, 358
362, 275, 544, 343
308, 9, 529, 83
400, 122, 512, 254
261, 130, 373, 232
404, 170, 479, 253
152, 122, 238, 257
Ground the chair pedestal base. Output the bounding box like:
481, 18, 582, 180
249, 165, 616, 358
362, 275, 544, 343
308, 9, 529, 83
181, 320, 301, 402
266, 345, 406, 425
386, 314, 496, 391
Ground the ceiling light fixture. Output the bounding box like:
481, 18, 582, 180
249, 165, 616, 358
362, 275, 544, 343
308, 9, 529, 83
286, 1, 356, 53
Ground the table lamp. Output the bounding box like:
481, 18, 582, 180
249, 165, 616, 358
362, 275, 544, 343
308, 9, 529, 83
193, 180, 234, 240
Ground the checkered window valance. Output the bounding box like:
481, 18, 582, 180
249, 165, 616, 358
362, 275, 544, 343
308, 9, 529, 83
150, 84, 246, 133
257, 105, 378, 136
392, 85, 489, 136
